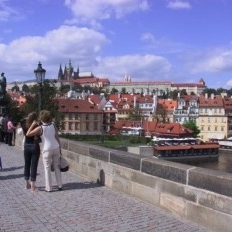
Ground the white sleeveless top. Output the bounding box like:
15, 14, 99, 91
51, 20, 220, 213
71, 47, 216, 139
40, 123, 59, 152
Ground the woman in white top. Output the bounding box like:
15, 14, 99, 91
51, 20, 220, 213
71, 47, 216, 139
26, 110, 62, 192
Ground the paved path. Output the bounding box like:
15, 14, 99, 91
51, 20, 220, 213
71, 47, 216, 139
0, 143, 212, 232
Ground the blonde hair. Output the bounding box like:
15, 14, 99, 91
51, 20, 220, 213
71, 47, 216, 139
40, 110, 51, 123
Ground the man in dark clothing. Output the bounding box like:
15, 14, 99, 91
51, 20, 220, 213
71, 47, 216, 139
0, 114, 3, 142
2, 115, 9, 144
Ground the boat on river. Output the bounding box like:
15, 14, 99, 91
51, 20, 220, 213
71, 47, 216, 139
152, 137, 220, 161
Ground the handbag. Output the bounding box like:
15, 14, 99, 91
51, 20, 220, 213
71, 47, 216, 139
60, 156, 69, 172
51, 155, 69, 172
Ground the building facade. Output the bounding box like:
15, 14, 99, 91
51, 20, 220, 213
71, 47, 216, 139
197, 94, 227, 141
58, 98, 103, 135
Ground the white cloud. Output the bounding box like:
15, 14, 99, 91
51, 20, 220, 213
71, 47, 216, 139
188, 48, 232, 74
140, 32, 190, 54
64, 0, 149, 25
94, 54, 171, 81
0, 0, 25, 22
0, 26, 109, 82
167, 0, 191, 10
1, 25, 171, 84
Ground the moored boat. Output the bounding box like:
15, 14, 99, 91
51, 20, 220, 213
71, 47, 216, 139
152, 137, 220, 161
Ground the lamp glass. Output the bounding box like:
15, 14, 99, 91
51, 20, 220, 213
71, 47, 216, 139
34, 62, 46, 84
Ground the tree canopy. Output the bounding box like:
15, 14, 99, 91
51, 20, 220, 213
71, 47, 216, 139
182, 120, 200, 138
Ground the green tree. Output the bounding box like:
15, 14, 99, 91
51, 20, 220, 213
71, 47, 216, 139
180, 89, 188, 96
121, 87, 126, 94
128, 106, 143, 121
11, 85, 19, 92
4, 94, 24, 124
111, 87, 119, 94
202, 88, 216, 96
168, 90, 179, 100
154, 103, 168, 123
182, 120, 200, 138
22, 84, 30, 93
21, 80, 63, 129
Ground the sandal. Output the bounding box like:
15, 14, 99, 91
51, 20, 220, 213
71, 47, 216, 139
25, 184, 31, 189
31, 186, 39, 192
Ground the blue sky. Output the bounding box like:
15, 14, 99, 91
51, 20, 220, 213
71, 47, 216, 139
1, 0, 232, 89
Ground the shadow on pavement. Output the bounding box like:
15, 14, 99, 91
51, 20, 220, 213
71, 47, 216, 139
0, 173, 24, 180
0, 166, 24, 172
62, 181, 103, 191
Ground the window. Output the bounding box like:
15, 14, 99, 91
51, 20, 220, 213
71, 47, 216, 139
75, 122, 79, 130
208, 126, 210, 131
201, 126, 204, 131
215, 126, 218, 131
86, 122, 89, 131
94, 114, 98, 120
94, 122, 98, 130
69, 113, 72, 120
75, 114, 79, 120
69, 122, 73, 130
208, 117, 210, 123
221, 126, 224, 131
85, 114, 89, 120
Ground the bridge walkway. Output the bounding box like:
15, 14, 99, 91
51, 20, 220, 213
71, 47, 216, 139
0, 143, 212, 232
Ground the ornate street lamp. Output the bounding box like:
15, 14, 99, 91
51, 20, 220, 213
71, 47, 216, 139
34, 62, 46, 113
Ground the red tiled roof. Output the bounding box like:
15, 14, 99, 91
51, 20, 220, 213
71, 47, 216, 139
58, 98, 102, 113
223, 98, 232, 109
199, 95, 223, 107
109, 121, 193, 137
87, 95, 101, 105
157, 99, 177, 111
155, 145, 191, 151
191, 144, 220, 149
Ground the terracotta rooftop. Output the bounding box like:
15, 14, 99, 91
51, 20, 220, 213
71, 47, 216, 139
58, 98, 102, 113
199, 95, 223, 107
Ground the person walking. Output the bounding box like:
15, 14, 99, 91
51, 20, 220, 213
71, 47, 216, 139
7, 116, 16, 146
26, 110, 62, 192
21, 112, 40, 192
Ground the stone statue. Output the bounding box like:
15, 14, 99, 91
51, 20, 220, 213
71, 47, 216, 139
0, 73, 7, 99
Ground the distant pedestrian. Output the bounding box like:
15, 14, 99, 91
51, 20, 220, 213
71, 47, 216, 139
7, 116, 16, 146
0, 114, 3, 142
21, 112, 40, 192
2, 115, 8, 143
26, 110, 62, 192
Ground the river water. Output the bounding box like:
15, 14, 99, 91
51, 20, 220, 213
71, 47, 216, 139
177, 149, 232, 174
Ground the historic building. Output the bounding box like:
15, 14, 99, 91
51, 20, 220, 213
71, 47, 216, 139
58, 60, 110, 90
173, 95, 199, 124
110, 75, 171, 96
109, 76, 206, 96
58, 98, 103, 135
170, 78, 206, 95
197, 94, 227, 141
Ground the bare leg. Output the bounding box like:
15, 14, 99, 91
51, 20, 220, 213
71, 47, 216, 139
25, 180, 31, 189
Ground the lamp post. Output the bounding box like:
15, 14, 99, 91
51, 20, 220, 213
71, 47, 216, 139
34, 62, 46, 113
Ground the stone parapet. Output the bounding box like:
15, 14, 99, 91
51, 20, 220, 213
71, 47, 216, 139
14, 134, 232, 232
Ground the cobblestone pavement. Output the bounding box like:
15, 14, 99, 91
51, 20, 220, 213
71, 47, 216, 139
0, 143, 212, 232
